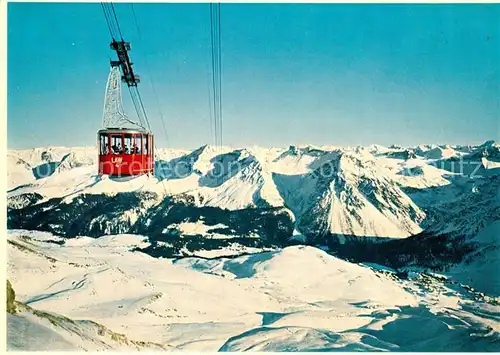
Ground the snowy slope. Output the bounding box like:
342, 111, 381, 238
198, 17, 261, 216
7, 229, 500, 351
7, 154, 37, 190
446, 221, 500, 296
7, 303, 168, 351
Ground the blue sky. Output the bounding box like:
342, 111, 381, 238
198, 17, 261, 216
7, 3, 500, 149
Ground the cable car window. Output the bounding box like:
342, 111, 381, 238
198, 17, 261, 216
100, 134, 109, 155
135, 135, 142, 154
111, 135, 122, 154
99, 135, 104, 155
124, 134, 133, 155
143, 135, 148, 154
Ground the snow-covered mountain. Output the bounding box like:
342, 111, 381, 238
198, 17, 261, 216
7, 141, 498, 243
7, 142, 499, 242
273, 148, 425, 239
6, 141, 500, 351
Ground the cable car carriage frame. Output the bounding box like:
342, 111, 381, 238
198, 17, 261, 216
98, 128, 154, 176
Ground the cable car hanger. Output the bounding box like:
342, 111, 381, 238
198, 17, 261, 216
100, 1, 150, 132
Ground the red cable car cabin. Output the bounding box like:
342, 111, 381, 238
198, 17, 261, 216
98, 128, 154, 176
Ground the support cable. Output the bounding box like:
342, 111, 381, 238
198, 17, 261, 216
208, 3, 223, 150
110, 2, 124, 39
217, 4, 223, 149
128, 86, 146, 129
131, 4, 170, 148
134, 87, 152, 132
102, 3, 119, 39
205, 50, 215, 146
121, 3, 165, 188
100, 3, 115, 39
209, 3, 219, 149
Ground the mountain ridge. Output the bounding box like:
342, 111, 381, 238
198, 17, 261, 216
7, 141, 500, 294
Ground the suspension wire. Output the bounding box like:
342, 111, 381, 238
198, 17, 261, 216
205, 48, 215, 146
209, 3, 218, 149
125, 8, 166, 190
208, 3, 223, 150
217, 4, 223, 149
127, 7, 169, 197
128, 86, 146, 128
102, 3, 120, 39
209, 2, 224, 150
134, 87, 152, 132
110, 2, 124, 39
130, 3, 170, 148
129, 3, 167, 177
100, 3, 115, 39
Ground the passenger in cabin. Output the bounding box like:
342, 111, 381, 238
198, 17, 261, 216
104, 143, 109, 155
125, 141, 132, 154
112, 143, 123, 154
135, 146, 140, 154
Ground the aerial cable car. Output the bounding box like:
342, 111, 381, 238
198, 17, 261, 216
97, 33, 154, 177
97, 2, 223, 178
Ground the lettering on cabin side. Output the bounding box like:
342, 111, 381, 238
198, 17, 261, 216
111, 157, 123, 166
